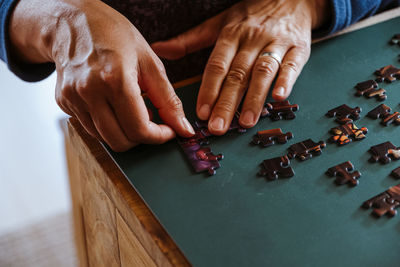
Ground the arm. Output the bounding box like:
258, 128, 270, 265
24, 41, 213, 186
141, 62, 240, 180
151, 0, 400, 135
317, 0, 400, 36
3, 0, 195, 151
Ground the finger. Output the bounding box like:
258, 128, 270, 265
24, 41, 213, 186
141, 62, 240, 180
151, 11, 226, 60
196, 28, 240, 120
240, 45, 288, 128
90, 99, 138, 152
61, 88, 103, 140
108, 71, 181, 145
140, 58, 195, 138
272, 45, 310, 101
207, 44, 261, 135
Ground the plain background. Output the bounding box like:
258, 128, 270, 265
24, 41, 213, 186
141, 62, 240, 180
0, 61, 70, 235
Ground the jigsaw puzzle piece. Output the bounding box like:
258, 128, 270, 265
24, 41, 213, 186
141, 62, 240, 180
194, 112, 246, 137
391, 167, 400, 179
369, 141, 400, 164
326, 104, 361, 124
264, 100, 299, 121
329, 122, 368, 146
179, 142, 223, 175
362, 184, 400, 217
326, 161, 361, 186
251, 128, 293, 147
354, 80, 386, 101
375, 65, 400, 83
367, 104, 400, 126
287, 139, 326, 161
258, 155, 294, 180
390, 34, 400, 45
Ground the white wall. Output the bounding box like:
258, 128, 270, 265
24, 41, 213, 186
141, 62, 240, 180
0, 62, 70, 234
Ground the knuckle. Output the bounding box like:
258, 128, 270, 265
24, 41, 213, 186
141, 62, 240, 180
281, 61, 299, 73
214, 98, 235, 115
165, 94, 183, 111
254, 59, 277, 76
220, 25, 238, 40
99, 64, 123, 89
226, 67, 247, 84
206, 57, 229, 75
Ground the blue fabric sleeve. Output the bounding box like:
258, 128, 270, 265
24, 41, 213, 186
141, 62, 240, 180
0, 0, 54, 82
315, 0, 400, 37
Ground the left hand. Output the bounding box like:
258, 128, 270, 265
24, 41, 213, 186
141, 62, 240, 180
152, 0, 329, 135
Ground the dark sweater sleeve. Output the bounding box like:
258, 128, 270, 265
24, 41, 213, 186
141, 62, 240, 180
0, 0, 54, 82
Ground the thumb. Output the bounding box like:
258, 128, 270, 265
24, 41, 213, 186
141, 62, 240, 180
151, 12, 226, 60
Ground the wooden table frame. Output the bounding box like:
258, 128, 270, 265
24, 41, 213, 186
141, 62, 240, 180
64, 8, 400, 267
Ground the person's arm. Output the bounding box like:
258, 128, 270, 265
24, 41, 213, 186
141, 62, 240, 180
316, 0, 400, 37
5, 0, 195, 152
152, 0, 400, 136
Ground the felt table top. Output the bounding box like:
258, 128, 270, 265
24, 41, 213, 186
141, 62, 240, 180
107, 17, 400, 267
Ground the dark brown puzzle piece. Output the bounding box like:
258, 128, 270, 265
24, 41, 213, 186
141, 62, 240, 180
390, 34, 400, 45
258, 156, 295, 181
287, 139, 326, 161
369, 141, 400, 164
326, 161, 361, 186
362, 184, 400, 217
367, 104, 400, 126
326, 104, 361, 124
354, 80, 386, 101
264, 100, 299, 121
375, 65, 400, 83
391, 167, 400, 179
251, 128, 293, 147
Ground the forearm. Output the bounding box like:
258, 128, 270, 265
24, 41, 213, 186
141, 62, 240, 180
9, 0, 83, 64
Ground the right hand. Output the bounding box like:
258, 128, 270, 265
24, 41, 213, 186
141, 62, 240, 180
9, 0, 195, 151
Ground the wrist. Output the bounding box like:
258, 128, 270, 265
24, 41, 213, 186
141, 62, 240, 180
9, 0, 84, 64
309, 0, 331, 30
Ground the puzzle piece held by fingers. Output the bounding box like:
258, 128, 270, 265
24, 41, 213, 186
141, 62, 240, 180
326, 161, 361, 186
258, 156, 295, 181
329, 122, 368, 146
354, 80, 387, 101
326, 104, 362, 124
251, 128, 293, 147
179, 142, 223, 176
362, 184, 400, 217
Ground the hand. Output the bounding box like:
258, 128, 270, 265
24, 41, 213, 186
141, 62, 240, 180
152, 0, 329, 135
9, 0, 195, 151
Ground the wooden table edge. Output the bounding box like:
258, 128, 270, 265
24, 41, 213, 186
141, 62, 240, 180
64, 8, 400, 267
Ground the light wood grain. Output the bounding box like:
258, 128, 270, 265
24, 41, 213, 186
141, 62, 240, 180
80, 153, 121, 267
68, 118, 191, 267
65, 127, 89, 267
117, 210, 157, 267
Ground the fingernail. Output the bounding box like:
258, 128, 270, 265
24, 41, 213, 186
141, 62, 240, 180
241, 110, 255, 126
275, 86, 285, 97
210, 117, 225, 132
182, 117, 195, 135
198, 104, 210, 119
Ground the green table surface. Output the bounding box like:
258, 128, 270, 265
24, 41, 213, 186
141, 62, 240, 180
108, 17, 400, 267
